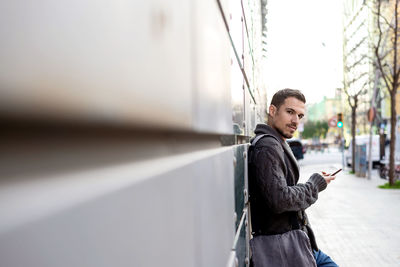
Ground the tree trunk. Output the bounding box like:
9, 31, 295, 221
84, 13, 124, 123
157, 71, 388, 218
389, 91, 397, 186
351, 105, 357, 173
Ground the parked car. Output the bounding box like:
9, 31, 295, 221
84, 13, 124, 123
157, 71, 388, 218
345, 135, 380, 168
287, 139, 305, 160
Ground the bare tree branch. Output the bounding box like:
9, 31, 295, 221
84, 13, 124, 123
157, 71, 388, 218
380, 12, 395, 30
344, 89, 355, 108
373, 0, 400, 186
369, 1, 395, 30
378, 47, 394, 61
393, 0, 399, 87
375, 0, 393, 93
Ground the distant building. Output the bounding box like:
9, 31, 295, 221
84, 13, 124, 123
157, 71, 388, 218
342, 0, 371, 136
343, 0, 400, 139
307, 97, 341, 122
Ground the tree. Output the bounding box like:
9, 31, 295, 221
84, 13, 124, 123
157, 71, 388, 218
302, 121, 329, 139
316, 121, 329, 139
342, 85, 368, 173
373, 0, 400, 186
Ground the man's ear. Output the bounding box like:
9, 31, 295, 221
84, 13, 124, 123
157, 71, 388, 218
269, 105, 276, 117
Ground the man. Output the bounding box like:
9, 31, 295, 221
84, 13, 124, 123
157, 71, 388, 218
248, 89, 338, 267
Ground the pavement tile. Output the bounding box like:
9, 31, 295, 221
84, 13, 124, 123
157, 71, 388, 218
299, 151, 400, 267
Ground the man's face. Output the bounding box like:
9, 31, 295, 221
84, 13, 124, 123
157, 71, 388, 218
269, 97, 305, 140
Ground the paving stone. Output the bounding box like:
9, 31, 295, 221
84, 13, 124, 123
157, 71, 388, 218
299, 151, 400, 267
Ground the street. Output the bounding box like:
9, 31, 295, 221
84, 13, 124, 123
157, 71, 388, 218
299, 148, 400, 267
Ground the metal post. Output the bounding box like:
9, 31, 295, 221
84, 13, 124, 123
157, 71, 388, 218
367, 119, 374, 179
368, 65, 379, 179
342, 127, 345, 169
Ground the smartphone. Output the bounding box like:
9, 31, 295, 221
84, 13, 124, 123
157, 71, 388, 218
331, 168, 342, 176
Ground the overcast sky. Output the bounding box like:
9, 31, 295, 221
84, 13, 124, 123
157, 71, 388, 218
265, 0, 343, 104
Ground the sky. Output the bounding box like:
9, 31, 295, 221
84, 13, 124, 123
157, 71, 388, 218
265, 0, 344, 104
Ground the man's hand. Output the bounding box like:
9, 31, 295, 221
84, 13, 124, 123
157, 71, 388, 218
321, 171, 336, 184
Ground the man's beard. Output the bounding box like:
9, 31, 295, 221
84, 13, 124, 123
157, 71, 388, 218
275, 126, 293, 139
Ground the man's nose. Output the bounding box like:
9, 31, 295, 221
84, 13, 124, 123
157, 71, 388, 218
291, 115, 299, 124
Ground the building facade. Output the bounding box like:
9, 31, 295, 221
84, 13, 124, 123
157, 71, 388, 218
342, 0, 372, 137
0, 1, 269, 266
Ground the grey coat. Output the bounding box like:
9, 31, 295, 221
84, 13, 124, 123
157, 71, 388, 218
248, 124, 327, 251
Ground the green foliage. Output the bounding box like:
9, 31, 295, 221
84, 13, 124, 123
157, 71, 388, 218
302, 120, 329, 139
378, 180, 400, 189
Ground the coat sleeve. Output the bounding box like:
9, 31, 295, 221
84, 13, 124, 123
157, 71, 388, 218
252, 142, 327, 214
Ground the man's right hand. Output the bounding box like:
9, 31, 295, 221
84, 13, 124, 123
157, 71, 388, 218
321, 171, 336, 184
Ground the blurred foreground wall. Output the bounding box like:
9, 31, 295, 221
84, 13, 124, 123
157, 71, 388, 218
0, 0, 268, 266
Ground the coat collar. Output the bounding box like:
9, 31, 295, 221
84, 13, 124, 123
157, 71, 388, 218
254, 124, 299, 177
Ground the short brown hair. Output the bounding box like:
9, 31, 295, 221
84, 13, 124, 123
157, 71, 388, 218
270, 88, 306, 109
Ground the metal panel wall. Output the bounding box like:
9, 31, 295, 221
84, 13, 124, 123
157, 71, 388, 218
226, 0, 268, 266
0, 0, 269, 266
0, 0, 194, 129
231, 144, 251, 267
231, 47, 245, 135
0, 147, 235, 267
192, 0, 232, 134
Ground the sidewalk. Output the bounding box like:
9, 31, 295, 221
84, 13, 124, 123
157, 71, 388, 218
301, 164, 400, 267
